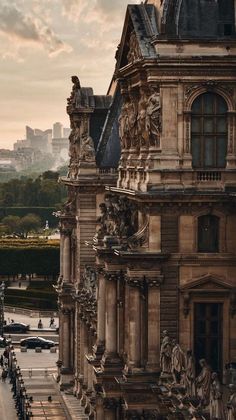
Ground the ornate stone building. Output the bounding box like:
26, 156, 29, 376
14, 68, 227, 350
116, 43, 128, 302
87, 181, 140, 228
57, 1, 236, 418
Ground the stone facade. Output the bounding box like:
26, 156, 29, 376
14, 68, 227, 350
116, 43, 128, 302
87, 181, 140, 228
57, 1, 236, 418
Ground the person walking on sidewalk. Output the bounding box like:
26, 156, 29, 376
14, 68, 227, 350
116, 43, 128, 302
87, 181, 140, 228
1, 369, 7, 382
38, 319, 43, 329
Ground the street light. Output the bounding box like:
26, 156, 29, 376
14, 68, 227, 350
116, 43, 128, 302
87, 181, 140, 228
0, 281, 5, 337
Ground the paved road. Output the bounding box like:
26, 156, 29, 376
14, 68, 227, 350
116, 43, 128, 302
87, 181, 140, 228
7, 332, 58, 344
5, 311, 58, 329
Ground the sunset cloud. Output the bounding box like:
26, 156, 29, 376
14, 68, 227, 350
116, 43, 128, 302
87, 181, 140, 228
0, 0, 134, 148
0, 2, 72, 56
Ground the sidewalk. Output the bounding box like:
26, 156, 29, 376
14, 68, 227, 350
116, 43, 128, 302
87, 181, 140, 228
5, 311, 59, 329
0, 376, 17, 420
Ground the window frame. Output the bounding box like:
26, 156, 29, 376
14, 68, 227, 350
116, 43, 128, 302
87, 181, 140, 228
191, 93, 228, 169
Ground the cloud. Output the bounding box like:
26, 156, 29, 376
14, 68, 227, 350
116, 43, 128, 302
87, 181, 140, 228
0, 2, 72, 57
62, 0, 137, 24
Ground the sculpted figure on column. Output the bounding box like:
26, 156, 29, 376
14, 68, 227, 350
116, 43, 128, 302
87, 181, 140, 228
227, 385, 236, 420
171, 340, 186, 384
127, 96, 138, 149
80, 134, 95, 162
118, 100, 129, 149
160, 330, 172, 375
195, 359, 212, 406
184, 350, 196, 397
146, 87, 161, 148
69, 120, 81, 162
210, 372, 226, 420
137, 88, 148, 148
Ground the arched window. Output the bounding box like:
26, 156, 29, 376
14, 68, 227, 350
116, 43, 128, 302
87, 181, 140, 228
198, 215, 219, 253
191, 93, 228, 169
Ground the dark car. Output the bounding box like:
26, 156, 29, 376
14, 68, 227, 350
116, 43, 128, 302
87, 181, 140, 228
3, 322, 30, 333
0, 336, 11, 348
20, 336, 55, 349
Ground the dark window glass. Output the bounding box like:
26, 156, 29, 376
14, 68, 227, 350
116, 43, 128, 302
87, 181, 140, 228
198, 215, 219, 252
191, 93, 228, 168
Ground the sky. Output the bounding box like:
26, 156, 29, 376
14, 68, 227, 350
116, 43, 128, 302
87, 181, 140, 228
0, 0, 137, 149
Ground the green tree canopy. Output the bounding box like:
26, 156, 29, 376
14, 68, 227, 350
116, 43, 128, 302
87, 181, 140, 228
20, 213, 41, 238
2, 215, 21, 234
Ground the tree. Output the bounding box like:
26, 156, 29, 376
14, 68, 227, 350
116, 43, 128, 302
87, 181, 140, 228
2, 215, 21, 234
19, 213, 41, 238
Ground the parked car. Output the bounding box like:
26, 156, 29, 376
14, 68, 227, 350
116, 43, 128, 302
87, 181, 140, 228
3, 322, 30, 333
0, 336, 11, 348
20, 336, 55, 349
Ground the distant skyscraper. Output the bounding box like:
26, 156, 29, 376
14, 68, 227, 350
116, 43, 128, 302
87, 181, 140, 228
63, 127, 71, 138
53, 122, 63, 139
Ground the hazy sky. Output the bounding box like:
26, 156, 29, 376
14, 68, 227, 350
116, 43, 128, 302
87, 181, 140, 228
0, 0, 137, 149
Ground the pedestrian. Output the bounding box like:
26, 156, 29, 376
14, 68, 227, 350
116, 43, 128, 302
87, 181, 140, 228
38, 319, 43, 329
0, 355, 3, 367
49, 317, 54, 328
19, 281, 21, 288
1, 369, 7, 382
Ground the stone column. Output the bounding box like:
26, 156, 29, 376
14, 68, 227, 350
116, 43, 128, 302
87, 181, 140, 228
94, 272, 106, 357
70, 309, 75, 371
105, 273, 118, 356
62, 309, 71, 370
63, 232, 71, 281
146, 277, 163, 372
127, 278, 142, 369
60, 233, 65, 276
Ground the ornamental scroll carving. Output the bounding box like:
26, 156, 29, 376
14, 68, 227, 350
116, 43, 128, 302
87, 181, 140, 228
119, 86, 162, 151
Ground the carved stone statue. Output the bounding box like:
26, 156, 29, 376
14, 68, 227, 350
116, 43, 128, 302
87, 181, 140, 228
171, 340, 186, 383
146, 87, 161, 148
160, 330, 172, 375
127, 30, 141, 63
183, 350, 196, 397
118, 100, 129, 149
63, 187, 76, 215
137, 88, 148, 147
195, 359, 212, 406
127, 98, 138, 149
80, 135, 95, 162
69, 120, 81, 162
227, 384, 236, 420
210, 372, 226, 420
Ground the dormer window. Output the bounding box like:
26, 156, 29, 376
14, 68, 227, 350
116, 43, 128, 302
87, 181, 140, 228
191, 93, 228, 169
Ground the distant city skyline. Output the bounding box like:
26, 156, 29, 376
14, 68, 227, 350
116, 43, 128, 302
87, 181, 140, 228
0, 0, 137, 149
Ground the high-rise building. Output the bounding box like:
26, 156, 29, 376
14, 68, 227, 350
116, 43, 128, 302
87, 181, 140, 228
53, 122, 63, 139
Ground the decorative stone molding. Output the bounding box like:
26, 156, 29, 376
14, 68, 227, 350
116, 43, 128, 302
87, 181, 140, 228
146, 275, 164, 288
127, 216, 149, 250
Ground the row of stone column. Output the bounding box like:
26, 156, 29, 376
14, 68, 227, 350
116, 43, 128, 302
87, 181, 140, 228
96, 269, 163, 373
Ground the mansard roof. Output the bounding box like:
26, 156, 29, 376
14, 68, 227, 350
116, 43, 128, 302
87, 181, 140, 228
150, 0, 236, 39
96, 85, 121, 168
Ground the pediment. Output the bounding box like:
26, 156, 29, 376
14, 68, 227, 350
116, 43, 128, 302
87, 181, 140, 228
180, 274, 233, 292
115, 5, 157, 72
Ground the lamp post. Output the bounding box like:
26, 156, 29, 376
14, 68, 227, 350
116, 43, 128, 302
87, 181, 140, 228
0, 281, 5, 337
